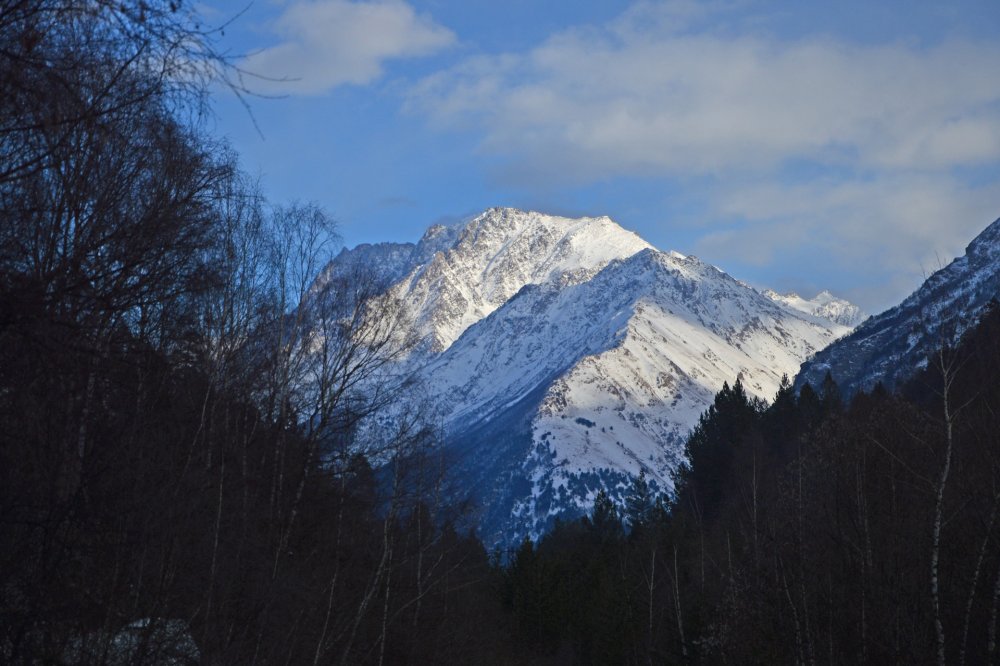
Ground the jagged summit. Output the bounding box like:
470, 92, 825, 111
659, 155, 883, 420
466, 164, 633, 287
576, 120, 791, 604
797, 215, 1000, 396
763, 288, 866, 327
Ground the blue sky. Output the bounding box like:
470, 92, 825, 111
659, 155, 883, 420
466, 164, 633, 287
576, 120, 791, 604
203, 0, 1000, 312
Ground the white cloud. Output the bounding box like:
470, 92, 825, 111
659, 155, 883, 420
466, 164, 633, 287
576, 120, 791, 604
243, 0, 454, 95
409, 31, 1000, 177
693, 174, 1000, 310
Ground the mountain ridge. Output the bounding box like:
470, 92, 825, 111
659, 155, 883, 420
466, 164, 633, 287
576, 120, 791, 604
797, 215, 1000, 395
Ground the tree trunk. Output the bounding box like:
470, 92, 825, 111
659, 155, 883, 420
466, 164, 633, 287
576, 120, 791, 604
960, 493, 998, 666
931, 351, 955, 666
673, 545, 688, 662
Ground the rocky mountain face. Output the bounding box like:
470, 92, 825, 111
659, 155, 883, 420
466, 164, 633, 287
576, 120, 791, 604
797, 216, 1000, 396
316, 208, 858, 545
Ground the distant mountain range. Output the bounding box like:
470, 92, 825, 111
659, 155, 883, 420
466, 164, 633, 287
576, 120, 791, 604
315, 207, 864, 545
797, 216, 1000, 396
763, 289, 866, 328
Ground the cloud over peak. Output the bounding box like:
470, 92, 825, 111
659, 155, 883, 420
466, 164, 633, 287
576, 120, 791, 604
409, 29, 1000, 178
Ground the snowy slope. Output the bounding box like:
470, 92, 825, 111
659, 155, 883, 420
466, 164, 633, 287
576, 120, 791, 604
763, 289, 866, 327
420, 248, 850, 542
797, 216, 1000, 396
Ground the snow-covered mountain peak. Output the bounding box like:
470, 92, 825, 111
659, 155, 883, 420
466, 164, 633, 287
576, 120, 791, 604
388, 207, 654, 352
763, 288, 866, 328
310, 207, 869, 545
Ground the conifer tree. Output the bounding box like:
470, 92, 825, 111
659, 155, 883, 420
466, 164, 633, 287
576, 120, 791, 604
590, 488, 623, 540
625, 469, 654, 530
820, 370, 844, 414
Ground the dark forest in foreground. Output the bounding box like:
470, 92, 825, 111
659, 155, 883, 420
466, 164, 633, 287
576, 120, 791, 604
2, 2, 999, 664
498, 304, 1000, 665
